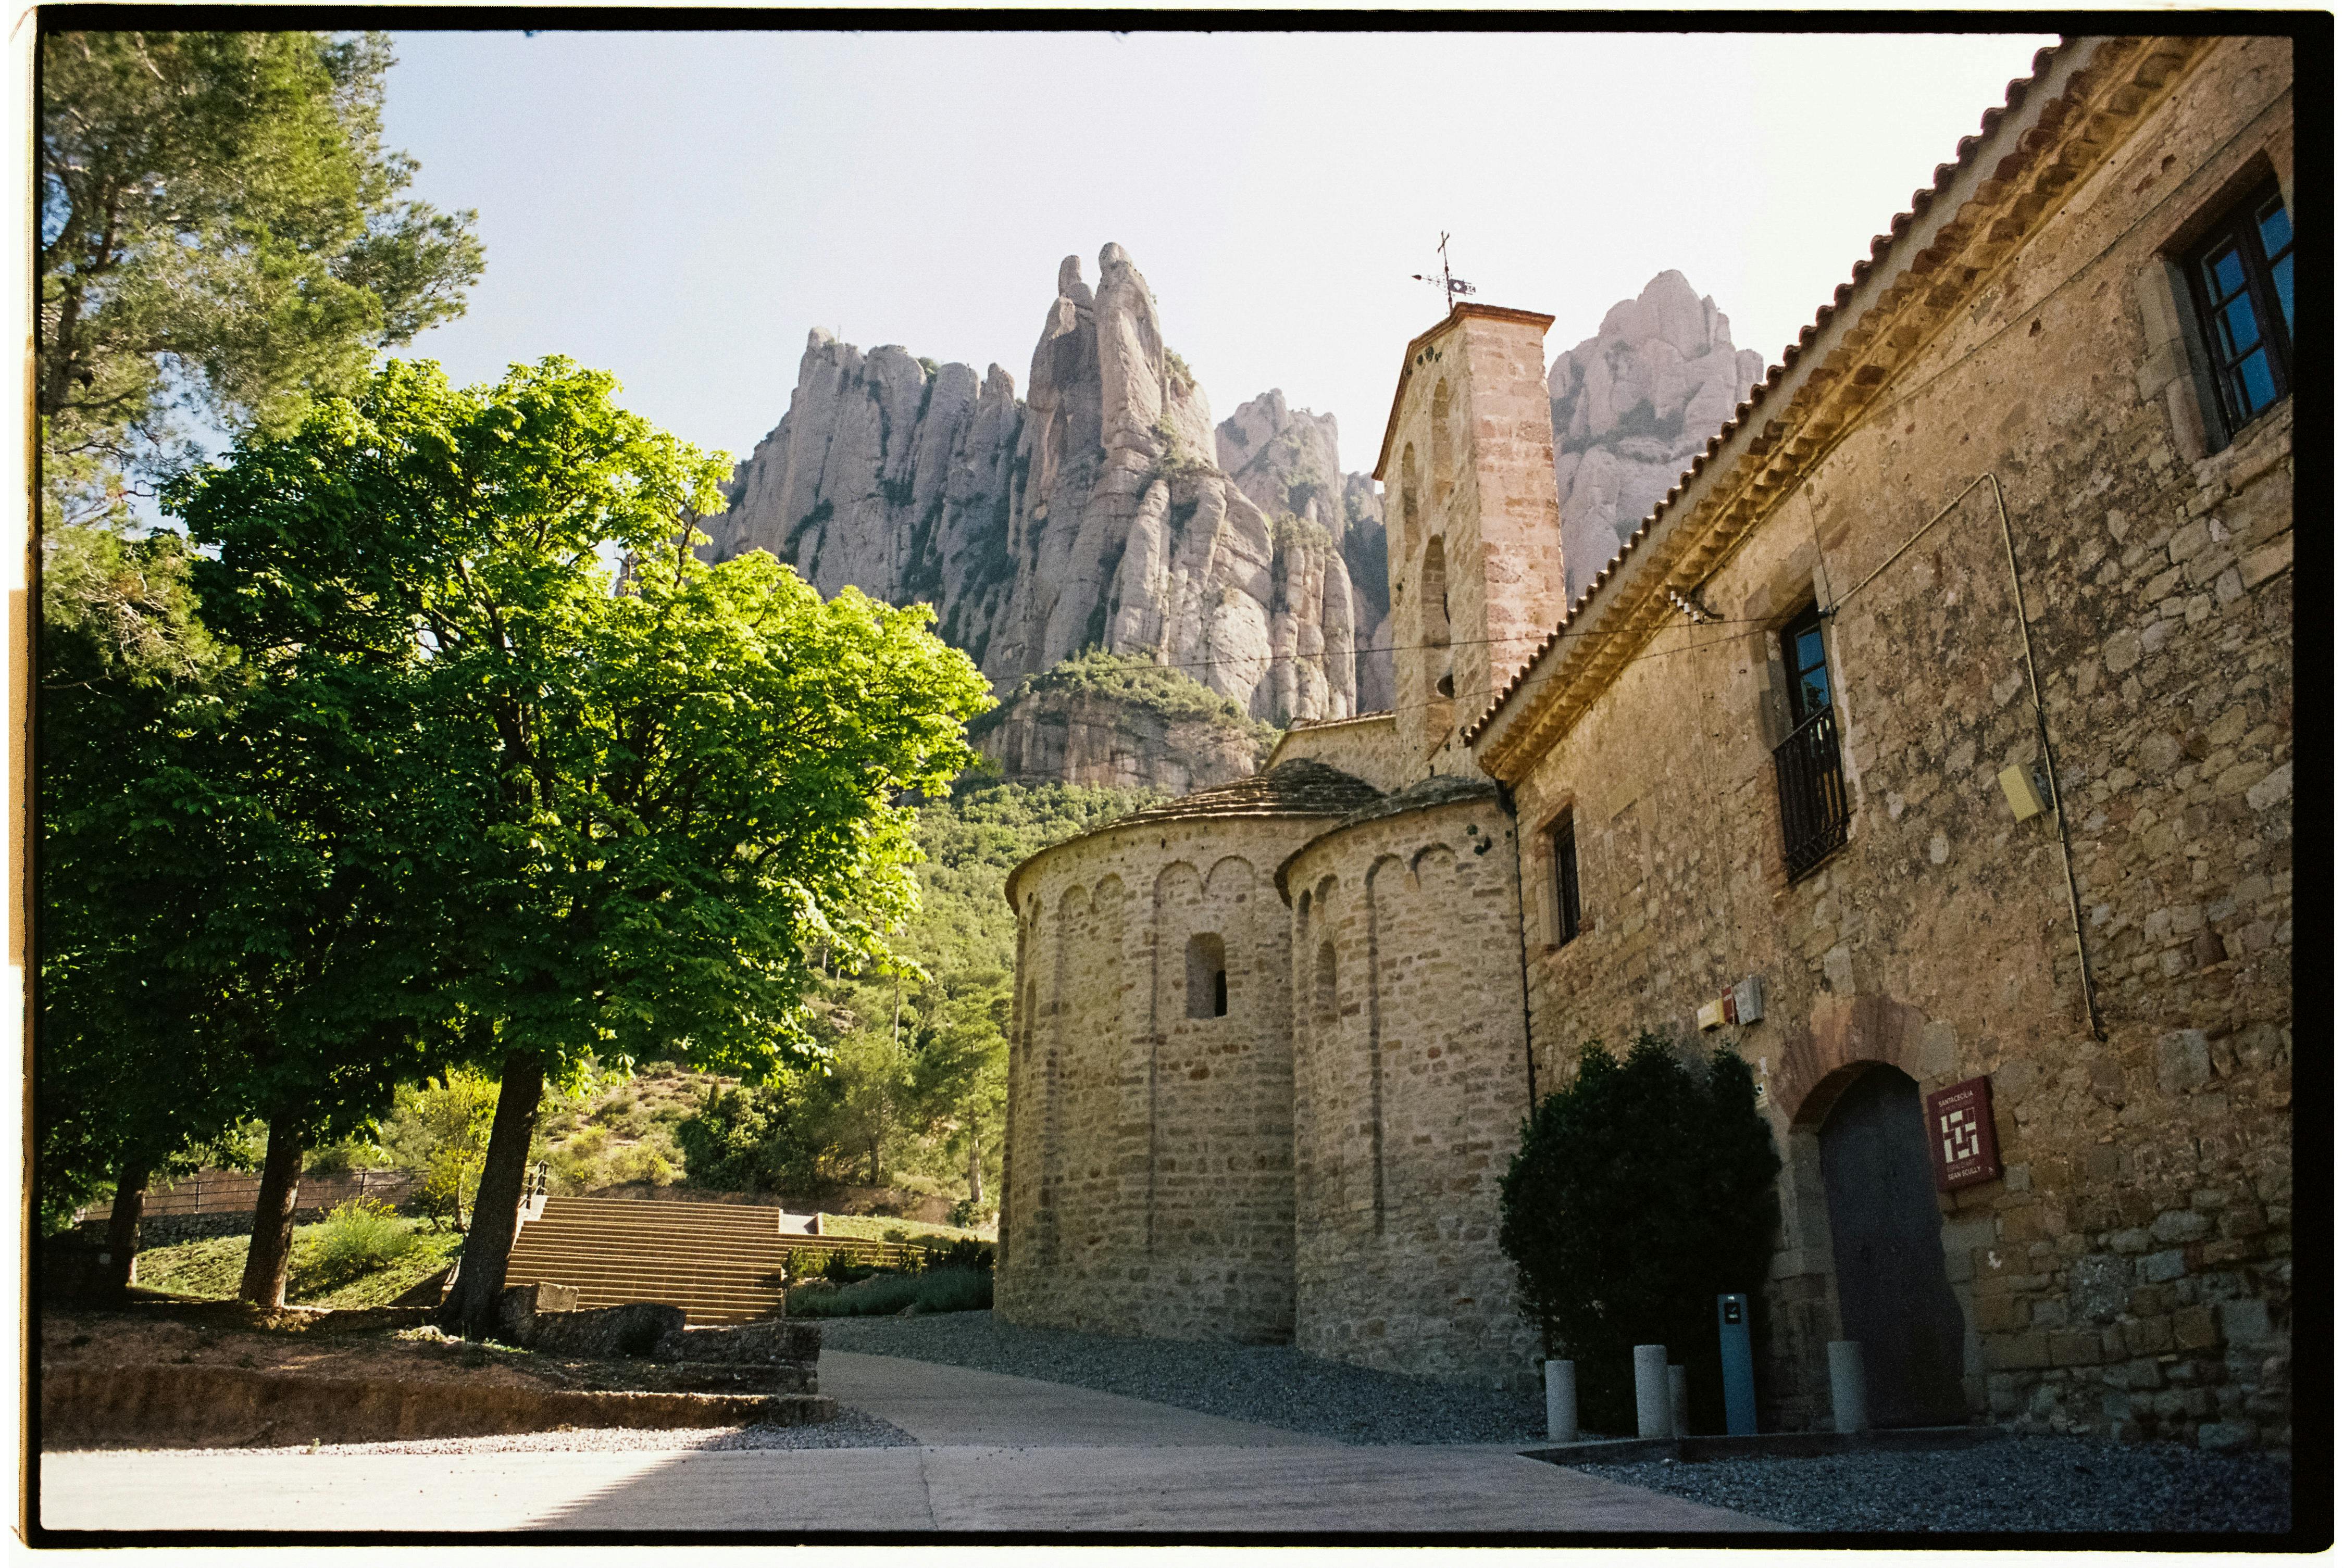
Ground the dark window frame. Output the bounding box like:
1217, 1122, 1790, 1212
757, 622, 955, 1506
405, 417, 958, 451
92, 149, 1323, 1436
1773, 603, 1852, 882
1553, 809, 1582, 946
2183, 179, 2293, 442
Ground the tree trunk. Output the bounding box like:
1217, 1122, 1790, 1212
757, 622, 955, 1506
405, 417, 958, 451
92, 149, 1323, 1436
103, 1164, 147, 1298
437, 1051, 545, 1340
868, 1138, 881, 1189
239, 1121, 306, 1308
967, 1123, 983, 1208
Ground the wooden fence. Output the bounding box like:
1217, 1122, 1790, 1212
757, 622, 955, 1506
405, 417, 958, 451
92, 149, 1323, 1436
74, 1166, 420, 1223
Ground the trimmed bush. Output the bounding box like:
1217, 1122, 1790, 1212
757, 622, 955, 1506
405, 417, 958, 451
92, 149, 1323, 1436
1499, 1032, 1780, 1436
789, 1267, 993, 1319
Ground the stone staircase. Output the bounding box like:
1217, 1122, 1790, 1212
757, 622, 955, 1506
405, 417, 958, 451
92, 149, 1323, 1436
500, 1196, 924, 1325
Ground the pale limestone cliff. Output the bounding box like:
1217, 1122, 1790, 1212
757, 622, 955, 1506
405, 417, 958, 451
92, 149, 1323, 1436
701, 244, 1381, 736
1549, 270, 1766, 603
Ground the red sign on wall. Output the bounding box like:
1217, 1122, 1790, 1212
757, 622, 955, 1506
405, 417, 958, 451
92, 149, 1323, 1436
1924, 1076, 2002, 1191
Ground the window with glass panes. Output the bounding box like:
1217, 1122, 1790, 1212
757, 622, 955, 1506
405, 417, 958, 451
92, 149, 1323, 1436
1553, 810, 1581, 946
1773, 604, 1851, 880
2187, 182, 2293, 438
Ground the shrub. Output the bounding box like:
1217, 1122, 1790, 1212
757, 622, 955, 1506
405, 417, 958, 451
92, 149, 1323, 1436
927, 1237, 994, 1273
675, 1082, 833, 1193
309, 1199, 416, 1286
417, 1146, 480, 1231
1499, 1032, 1780, 1437
789, 1267, 993, 1319
821, 1249, 880, 1285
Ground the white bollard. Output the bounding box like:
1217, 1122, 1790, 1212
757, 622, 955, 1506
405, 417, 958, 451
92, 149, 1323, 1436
1633, 1344, 1672, 1439
1544, 1359, 1579, 1444
1668, 1363, 1690, 1438
1828, 1339, 1868, 1434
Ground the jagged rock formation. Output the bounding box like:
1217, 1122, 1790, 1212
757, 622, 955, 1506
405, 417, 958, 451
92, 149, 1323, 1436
1215, 390, 1392, 711
699, 244, 1385, 736
1549, 270, 1766, 603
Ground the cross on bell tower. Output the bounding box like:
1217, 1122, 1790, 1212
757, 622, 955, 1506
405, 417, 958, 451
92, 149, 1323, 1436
1412, 233, 1478, 310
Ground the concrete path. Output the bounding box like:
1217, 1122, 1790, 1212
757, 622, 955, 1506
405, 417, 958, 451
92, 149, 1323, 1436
818, 1348, 1337, 1447
40, 1352, 1781, 1535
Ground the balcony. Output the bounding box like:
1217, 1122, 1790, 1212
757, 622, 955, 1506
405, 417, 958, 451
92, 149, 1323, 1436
1774, 707, 1851, 882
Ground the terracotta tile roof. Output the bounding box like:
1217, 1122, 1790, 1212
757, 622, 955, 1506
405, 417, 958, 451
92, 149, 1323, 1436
1463, 40, 2066, 748
1003, 760, 1385, 908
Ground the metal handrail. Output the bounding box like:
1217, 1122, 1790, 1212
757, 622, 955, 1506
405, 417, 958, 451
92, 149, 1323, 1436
1774, 706, 1851, 881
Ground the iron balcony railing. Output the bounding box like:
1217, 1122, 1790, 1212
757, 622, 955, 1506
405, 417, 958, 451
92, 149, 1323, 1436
1774, 706, 1851, 882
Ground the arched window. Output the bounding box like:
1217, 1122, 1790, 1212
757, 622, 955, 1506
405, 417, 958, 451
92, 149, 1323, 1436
1186, 933, 1228, 1019
1399, 444, 1421, 567
1422, 534, 1453, 700
1430, 379, 1454, 507
1313, 940, 1338, 1025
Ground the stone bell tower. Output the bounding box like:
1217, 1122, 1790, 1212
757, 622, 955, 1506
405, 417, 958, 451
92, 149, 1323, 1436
1370, 304, 1568, 772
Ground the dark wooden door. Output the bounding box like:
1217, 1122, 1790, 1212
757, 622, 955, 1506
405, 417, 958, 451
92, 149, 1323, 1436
1818, 1065, 1969, 1426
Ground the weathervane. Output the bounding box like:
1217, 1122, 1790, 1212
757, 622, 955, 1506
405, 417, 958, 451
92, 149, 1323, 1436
1412, 232, 1477, 309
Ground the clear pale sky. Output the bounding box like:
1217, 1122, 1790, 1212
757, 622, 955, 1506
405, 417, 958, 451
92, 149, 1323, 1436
382, 29, 2058, 478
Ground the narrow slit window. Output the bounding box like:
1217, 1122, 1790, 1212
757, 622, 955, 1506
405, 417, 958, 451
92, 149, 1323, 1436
1186, 933, 1228, 1020
1554, 811, 1582, 946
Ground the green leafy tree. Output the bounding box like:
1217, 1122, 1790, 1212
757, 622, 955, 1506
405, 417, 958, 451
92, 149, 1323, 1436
673, 1078, 838, 1195
41, 530, 483, 1301
1499, 1033, 1781, 1436
378, 1069, 502, 1230
35, 526, 247, 1249
169, 355, 992, 1336
39, 28, 481, 529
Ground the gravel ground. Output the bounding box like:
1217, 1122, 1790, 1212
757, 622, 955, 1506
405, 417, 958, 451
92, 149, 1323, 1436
78, 1406, 920, 1458
1571, 1436, 2292, 1535
819, 1309, 1543, 1445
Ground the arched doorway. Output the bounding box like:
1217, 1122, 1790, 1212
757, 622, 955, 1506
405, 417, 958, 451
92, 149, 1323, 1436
1817, 1064, 1968, 1426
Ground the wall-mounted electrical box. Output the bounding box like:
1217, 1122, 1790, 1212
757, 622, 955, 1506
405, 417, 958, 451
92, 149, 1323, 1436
1701, 975, 1766, 1032
1998, 762, 2049, 822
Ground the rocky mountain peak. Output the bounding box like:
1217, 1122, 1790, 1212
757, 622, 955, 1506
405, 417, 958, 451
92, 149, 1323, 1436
1549, 270, 1766, 601
695, 244, 1395, 792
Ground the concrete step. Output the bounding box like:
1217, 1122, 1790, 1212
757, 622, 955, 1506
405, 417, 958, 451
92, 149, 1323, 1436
505, 1196, 809, 1325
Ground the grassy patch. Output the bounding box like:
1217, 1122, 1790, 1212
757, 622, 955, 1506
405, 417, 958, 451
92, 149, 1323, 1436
788, 1267, 993, 1318
817, 1213, 990, 1243
136, 1218, 463, 1310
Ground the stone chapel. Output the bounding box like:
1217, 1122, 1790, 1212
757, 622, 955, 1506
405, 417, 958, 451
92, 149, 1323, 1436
997, 34, 2294, 1447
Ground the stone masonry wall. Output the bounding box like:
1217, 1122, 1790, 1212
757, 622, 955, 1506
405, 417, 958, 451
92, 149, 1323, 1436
1269, 712, 1412, 796
1285, 788, 1543, 1386
1501, 39, 2292, 1448
998, 812, 1330, 1343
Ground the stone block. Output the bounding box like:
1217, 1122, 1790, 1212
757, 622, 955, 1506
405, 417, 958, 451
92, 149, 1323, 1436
1984, 1332, 2051, 1371
2122, 1316, 2175, 1356
2048, 1331, 2104, 1367
1973, 1293, 2029, 1333
2109, 1228, 2151, 1256
2151, 1209, 2211, 1244
629, 1359, 819, 1396
2239, 536, 2291, 589
2196, 1419, 2259, 1452
2068, 1252, 2131, 1323
2172, 1304, 2221, 1350
2156, 1030, 2211, 1094
2215, 1298, 2274, 1349
652, 1319, 822, 1366
531, 1302, 689, 1359
493, 1281, 580, 1347
2137, 1250, 2187, 1284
